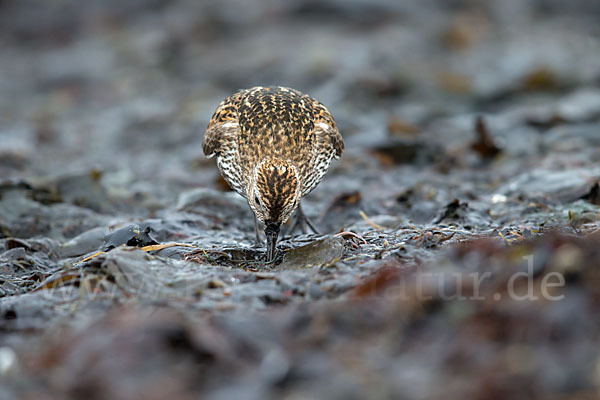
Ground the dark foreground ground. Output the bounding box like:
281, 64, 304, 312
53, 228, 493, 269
1, 1, 600, 399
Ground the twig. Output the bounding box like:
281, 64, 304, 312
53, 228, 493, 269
334, 231, 367, 244
140, 242, 195, 252
359, 210, 386, 231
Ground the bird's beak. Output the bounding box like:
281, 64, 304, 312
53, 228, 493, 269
265, 222, 280, 262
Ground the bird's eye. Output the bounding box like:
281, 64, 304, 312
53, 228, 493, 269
254, 195, 260, 205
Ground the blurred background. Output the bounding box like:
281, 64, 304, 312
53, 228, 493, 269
1, 1, 600, 399
1, 0, 599, 197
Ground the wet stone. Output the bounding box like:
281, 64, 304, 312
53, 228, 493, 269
176, 188, 252, 219
57, 226, 107, 258
103, 223, 158, 251
276, 236, 344, 270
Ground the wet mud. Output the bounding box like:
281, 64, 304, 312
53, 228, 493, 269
1, 0, 600, 398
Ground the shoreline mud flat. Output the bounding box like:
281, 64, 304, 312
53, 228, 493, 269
1, 1, 599, 398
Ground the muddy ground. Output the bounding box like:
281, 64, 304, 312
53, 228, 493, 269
1, 1, 600, 399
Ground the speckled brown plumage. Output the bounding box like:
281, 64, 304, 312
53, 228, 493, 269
202, 86, 344, 260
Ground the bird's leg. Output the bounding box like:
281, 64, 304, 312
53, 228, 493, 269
254, 215, 261, 246
285, 202, 320, 236
303, 208, 321, 234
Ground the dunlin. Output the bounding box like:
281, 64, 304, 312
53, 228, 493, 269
203, 86, 343, 261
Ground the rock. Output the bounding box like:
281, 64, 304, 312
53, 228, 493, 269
58, 226, 108, 257
103, 223, 158, 251
277, 237, 344, 270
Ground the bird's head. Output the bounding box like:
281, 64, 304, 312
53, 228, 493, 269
248, 159, 301, 261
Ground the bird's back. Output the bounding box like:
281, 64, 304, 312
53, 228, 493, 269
237, 87, 319, 175
203, 86, 343, 197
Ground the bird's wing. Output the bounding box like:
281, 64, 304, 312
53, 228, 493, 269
202, 93, 242, 158
312, 99, 344, 159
